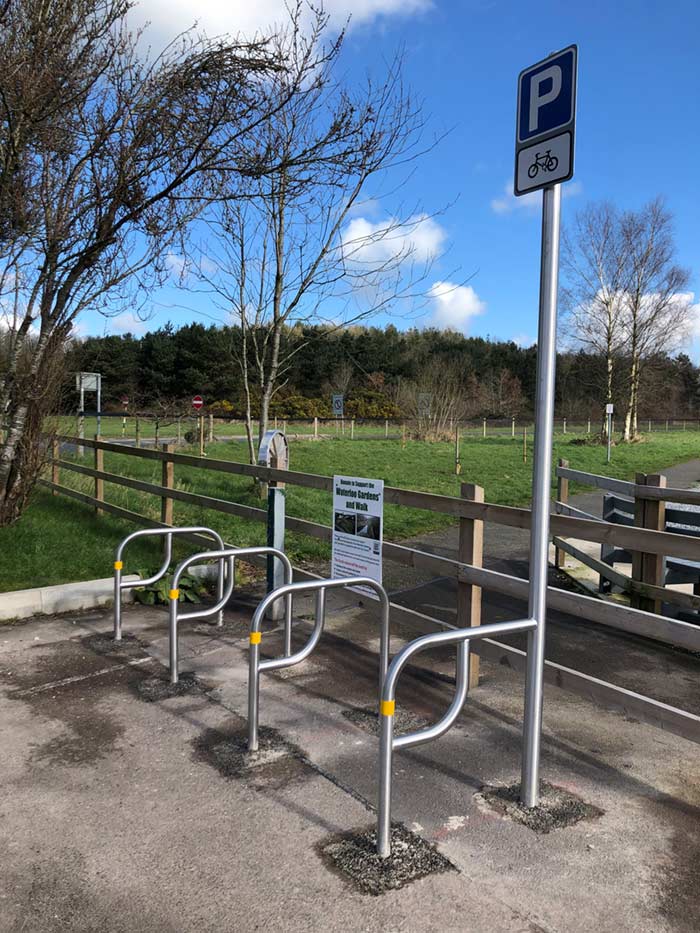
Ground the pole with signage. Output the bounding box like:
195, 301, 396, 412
515, 46, 577, 808
606, 403, 614, 463
192, 396, 204, 456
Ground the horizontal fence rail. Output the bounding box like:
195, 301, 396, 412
40, 434, 700, 746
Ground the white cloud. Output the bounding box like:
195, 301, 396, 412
490, 180, 582, 215
130, 0, 432, 44
109, 312, 150, 335
512, 333, 534, 348
341, 213, 447, 266
428, 280, 486, 334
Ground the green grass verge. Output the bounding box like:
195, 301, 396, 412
2, 431, 699, 593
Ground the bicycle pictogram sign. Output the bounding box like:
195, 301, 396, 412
527, 149, 559, 179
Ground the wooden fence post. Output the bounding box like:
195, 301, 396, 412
631, 473, 667, 613
314, 417, 318, 438
208, 413, 214, 442
161, 443, 174, 529
401, 423, 407, 448
51, 438, 60, 494
350, 418, 355, 439
458, 482, 484, 690
94, 436, 104, 516
454, 424, 461, 474
482, 418, 487, 438
154, 418, 160, 448
198, 415, 205, 457
511, 416, 515, 438
523, 426, 527, 462
385, 418, 389, 438
135, 417, 141, 449
555, 458, 569, 568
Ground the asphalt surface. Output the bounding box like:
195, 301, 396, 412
2, 600, 700, 931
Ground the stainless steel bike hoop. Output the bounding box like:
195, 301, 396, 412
168, 546, 293, 685
247, 577, 390, 752
376, 616, 537, 859
113, 526, 225, 641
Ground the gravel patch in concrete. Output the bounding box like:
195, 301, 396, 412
134, 670, 204, 702
192, 721, 310, 789
191, 617, 249, 637
477, 781, 604, 833
319, 824, 455, 896
80, 631, 144, 659
342, 704, 429, 737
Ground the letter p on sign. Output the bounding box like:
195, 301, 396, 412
529, 65, 563, 133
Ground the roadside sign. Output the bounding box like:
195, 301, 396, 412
120, 395, 129, 408
192, 395, 204, 411
75, 372, 99, 392
606, 403, 614, 414
514, 45, 577, 196
418, 393, 432, 418
332, 394, 344, 418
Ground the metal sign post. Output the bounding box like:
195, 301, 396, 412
332, 394, 344, 419
75, 372, 101, 454
606, 403, 614, 463
515, 46, 577, 808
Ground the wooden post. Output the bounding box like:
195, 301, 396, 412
454, 424, 461, 474
482, 418, 487, 438
587, 417, 591, 434
648, 419, 652, 433
177, 417, 181, 445
457, 482, 484, 690
350, 418, 355, 439
51, 438, 60, 494
401, 423, 407, 448
94, 436, 104, 516
283, 419, 287, 435
563, 417, 567, 434
523, 426, 527, 463
274, 416, 278, 429
135, 417, 141, 449
385, 418, 389, 438
161, 443, 174, 529
154, 418, 160, 448
208, 413, 214, 442
199, 415, 205, 457
631, 473, 667, 613
666, 419, 669, 431
511, 416, 515, 438
314, 417, 318, 438
555, 458, 569, 568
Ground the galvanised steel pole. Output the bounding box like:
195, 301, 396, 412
521, 183, 562, 808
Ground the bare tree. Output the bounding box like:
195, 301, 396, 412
398, 359, 467, 440
0, 0, 291, 523
190, 13, 434, 466
561, 202, 628, 436
619, 199, 692, 440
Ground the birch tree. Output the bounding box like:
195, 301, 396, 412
619, 199, 692, 440
0, 0, 291, 524
192, 16, 435, 466
561, 202, 628, 436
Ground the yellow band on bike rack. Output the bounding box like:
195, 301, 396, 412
113, 561, 123, 571
249, 631, 262, 645
169, 589, 179, 600
380, 700, 395, 717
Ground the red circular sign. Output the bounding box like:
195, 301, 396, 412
192, 395, 204, 410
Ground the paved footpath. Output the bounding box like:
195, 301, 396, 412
2, 599, 700, 931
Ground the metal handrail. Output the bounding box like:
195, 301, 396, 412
247, 577, 391, 752
168, 546, 293, 684
376, 616, 537, 859
113, 526, 225, 640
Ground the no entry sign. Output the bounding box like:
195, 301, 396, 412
192, 395, 204, 411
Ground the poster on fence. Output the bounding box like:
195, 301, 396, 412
331, 475, 383, 591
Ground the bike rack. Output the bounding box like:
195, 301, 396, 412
247, 578, 390, 752
168, 546, 293, 685
113, 526, 226, 641
376, 616, 538, 859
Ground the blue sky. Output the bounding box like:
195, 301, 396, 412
83, 0, 700, 353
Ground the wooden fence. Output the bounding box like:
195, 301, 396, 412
554, 459, 700, 615
40, 434, 700, 746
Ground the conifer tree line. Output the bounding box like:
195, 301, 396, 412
64, 322, 700, 422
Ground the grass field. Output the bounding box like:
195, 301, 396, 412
2, 430, 699, 592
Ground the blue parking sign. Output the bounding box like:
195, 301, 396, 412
514, 46, 577, 196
